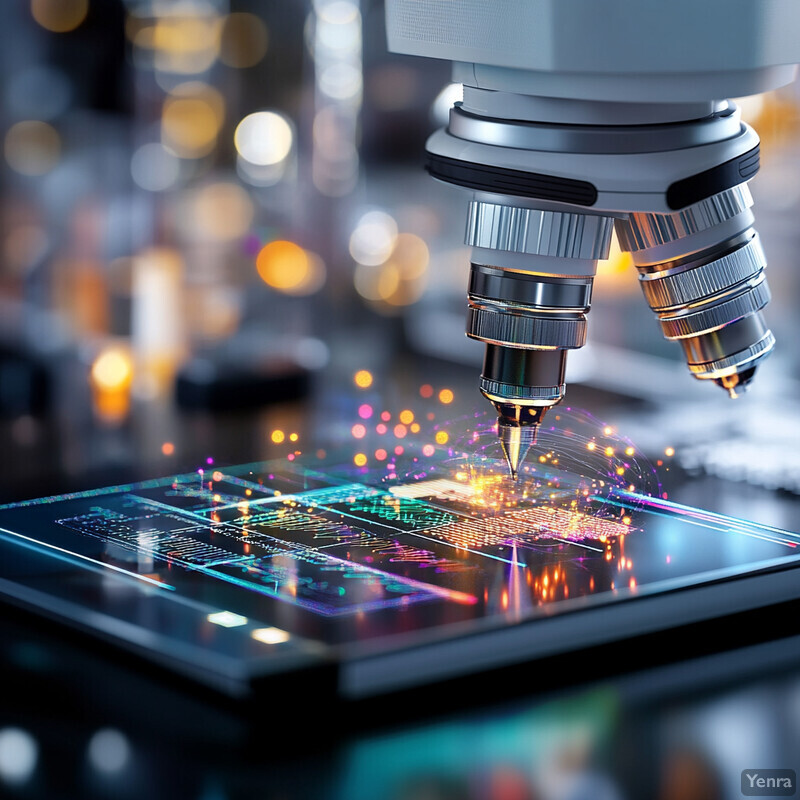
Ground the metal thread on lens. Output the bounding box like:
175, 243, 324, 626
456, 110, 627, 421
463, 203, 612, 421
616, 184, 774, 388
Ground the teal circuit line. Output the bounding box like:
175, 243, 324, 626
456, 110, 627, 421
0, 527, 176, 591
600, 490, 800, 547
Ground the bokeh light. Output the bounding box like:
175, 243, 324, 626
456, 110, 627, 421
87, 728, 130, 774
188, 182, 254, 241
4, 121, 60, 176
90, 347, 133, 393
130, 143, 180, 192
251, 626, 290, 645
256, 241, 325, 296
234, 111, 293, 166
354, 370, 373, 388
31, 0, 88, 33
220, 13, 269, 68
349, 211, 398, 267
161, 82, 225, 158
0, 728, 38, 785
130, 9, 222, 74
353, 230, 429, 310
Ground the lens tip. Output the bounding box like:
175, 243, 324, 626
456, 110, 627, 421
714, 365, 758, 399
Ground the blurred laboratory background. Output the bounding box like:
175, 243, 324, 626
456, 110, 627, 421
2, 0, 800, 502
2, 1, 800, 798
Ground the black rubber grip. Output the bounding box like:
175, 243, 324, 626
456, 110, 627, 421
425, 152, 598, 206
666, 145, 760, 210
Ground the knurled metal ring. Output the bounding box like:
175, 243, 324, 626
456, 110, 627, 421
659, 276, 770, 340
640, 232, 766, 311
465, 201, 614, 260
616, 185, 753, 252
467, 302, 587, 349
479, 378, 565, 403
687, 330, 775, 378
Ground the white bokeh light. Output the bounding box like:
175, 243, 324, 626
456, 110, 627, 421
0, 728, 38, 785
87, 728, 130, 774
131, 143, 180, 192
234, 111, 293, 167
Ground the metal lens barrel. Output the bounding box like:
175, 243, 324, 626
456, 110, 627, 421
464, 200, 614, 414
616, 185, 773, 396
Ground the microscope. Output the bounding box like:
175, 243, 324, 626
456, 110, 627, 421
385, 0, 800, 478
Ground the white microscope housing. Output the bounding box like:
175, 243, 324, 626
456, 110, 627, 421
386, 0, 800, 441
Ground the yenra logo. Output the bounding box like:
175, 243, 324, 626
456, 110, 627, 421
742, 769, 796, 797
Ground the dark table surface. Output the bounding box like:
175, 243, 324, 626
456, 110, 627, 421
0, 353, 798, 800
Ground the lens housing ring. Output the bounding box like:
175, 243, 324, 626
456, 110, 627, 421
467, 302, 587, 349
639, 231, 766, 310
616, 185, 753, 252
465, 201, 614, 259
658, 274, 770, 339
469, 264, 593, 309
686, 330, 775, 378
479, 378, 565, 403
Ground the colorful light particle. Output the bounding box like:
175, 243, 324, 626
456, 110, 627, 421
161, 442, 175, 456
604, 446, 614, 457
316, 449, 326, 459
398, 409, 413, 425
289, 433, 299, 442
603, 426, 613, 435
438, 388, 454, 404
394, 445, 404, 455
354, 370, 373, 388
353, 453, 367, 467
393, 424, 407, 439
665, 446, 675, 457
381, 411, 391, 422
271, 430, 285, 444
419, 384, 433, 398
625, 446, 635, 456
375, 448, 387, 461
586, 442, 596, 451
435, 431, 449, 445
422, 444, 435, 457
351, 423, 366, 439
358, 403, 373, 419
376, 423, 387, 434
212, 470, 223, 482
